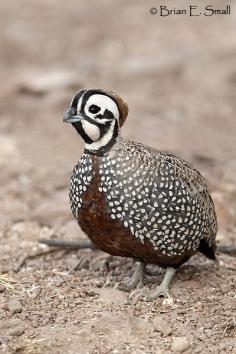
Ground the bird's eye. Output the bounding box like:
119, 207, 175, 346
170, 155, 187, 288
89, 104, 100, 114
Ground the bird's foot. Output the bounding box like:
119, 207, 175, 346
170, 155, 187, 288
117, 262, 145, 291
89, 255, 113, 272
119, 275, 144, 291
70, 255, 90, 271
129, 287, 148, 300
129, 285, 171, 301
145, 285, 171, 300
129, 267, 176, 301
70, 254, 112, 273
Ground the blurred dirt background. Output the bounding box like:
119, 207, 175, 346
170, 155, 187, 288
0, 0, 236, 353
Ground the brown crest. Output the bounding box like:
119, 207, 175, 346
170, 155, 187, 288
106, 90, 129, 127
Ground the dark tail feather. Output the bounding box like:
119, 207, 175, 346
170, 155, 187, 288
198, 239, 217, 260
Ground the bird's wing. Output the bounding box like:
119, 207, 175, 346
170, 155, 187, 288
159, 152, 207, 192
158, 151, 217, 243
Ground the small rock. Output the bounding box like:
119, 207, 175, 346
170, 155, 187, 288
7, 299, 22, 314
2, 318, 22, 330
153, 317, 172, 335
32, 321, 40, 328
97, 288, 127, 305
162, 297, 175, 307
29, 286, 41, 299
171, 337, 190, 353
84, 289, 98, 297
0, 284, 5, 293
9, 326, 25, 337
0, 336, 10, 344
0, 303, 8, 311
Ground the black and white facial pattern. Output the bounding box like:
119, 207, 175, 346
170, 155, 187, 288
72, 91, 120, 152
69, 138, 217, 257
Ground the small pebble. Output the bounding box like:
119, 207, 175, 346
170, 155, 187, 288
30, 286, 41, 299
0, 303, 9, 311
9, 326, 25, 337
7, 299, 22, 314
32, 321, 40, 328
153, 317, 172, 335
162, 297, 175, 307
0, 336, 10, 344
171, 337, 190, 353
0, 284, 5, 293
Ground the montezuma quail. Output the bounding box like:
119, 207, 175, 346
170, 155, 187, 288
64, 88, 217, 299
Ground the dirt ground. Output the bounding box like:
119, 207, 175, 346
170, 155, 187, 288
0, 1, 236, 353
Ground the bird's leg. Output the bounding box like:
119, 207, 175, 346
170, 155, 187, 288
119, 262, 145, 291
146, 267, 176, 300
71, 254, 113, 273
129, 267, 176, 301
89, 254, 113, 272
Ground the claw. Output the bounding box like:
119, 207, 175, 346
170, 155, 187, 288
89, 255, 113, 272
129, 285, 171, 301
145, 285, 171, 300
70, 254, 112, 273
71, 255, 90, 271
118, 262, 145, 291
129, 287, 148, 300
129, 267, 176, 301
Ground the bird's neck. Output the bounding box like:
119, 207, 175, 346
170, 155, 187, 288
84, 120, 120, 157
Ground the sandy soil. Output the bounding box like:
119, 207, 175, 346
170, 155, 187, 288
0, 1, 236, 353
